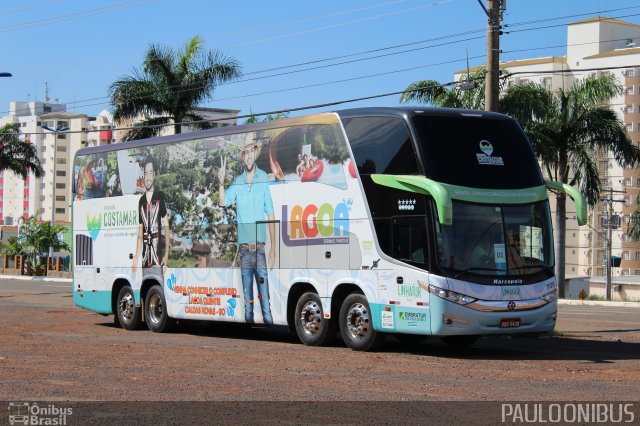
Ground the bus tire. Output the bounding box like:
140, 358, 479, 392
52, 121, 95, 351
294, 292, 335, 346
339, 293, 385, 351
144, 285, 175, 333
116, 286, 142, 330
441, 335, 479, 349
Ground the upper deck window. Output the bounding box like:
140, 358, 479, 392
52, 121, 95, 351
342, 117, 420, 175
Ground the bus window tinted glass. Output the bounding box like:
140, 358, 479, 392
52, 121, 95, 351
412, 115, 543, 189
342, 117, 419, 175
393, 216, 428, 267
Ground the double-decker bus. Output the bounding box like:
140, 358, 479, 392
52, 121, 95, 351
72, 107, 585, 351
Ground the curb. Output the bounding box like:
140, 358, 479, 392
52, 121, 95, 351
558, 299, 640, 308
0, 274, 72, 283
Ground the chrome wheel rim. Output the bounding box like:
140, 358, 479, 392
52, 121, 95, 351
148, 293, 163, 324
345, 302, 369, 340
299, 300, 322, 336
119, 292, 135, 323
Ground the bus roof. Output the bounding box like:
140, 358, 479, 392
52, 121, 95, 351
75, 107, 512, 158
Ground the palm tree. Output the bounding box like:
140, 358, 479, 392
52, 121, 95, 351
110, 35, 241, 141
0, 123, 44, 178
244, 111, 289, 124
500, 75, 640, 297
18, 216, 70, 270
628, 198, 640, 242
400, 67, 496, 110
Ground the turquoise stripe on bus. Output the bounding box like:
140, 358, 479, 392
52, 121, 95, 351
73, 290, 113, 314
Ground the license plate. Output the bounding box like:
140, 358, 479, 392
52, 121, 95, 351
500, 318, 520, 328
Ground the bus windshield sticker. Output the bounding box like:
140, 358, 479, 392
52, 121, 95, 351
494, 243, 506, 273
381, 311, 394, 329
476, 140, 504, 166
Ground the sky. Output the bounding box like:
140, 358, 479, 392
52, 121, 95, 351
1, 0, 640, 121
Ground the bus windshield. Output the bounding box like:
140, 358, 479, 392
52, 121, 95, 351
436, 201, 554, 279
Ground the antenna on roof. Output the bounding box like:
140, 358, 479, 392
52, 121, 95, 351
459, 47, 477, 91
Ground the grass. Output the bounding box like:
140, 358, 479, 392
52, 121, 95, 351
587, 294, 605, 301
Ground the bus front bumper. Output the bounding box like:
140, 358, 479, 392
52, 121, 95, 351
430, 295, 557, 336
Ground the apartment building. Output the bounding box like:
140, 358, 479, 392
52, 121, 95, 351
455, 16, 640, 283
0, 103, 114, 225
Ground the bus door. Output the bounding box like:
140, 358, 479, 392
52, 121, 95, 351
391, 215, 431, 333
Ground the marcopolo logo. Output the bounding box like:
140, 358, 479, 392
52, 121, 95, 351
476, 139, 504, 166
8, 402, 73, 425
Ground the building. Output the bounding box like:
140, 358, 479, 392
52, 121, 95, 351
455, 17, 640, 293
0, 102, 115, 225
114, 107, 240, 142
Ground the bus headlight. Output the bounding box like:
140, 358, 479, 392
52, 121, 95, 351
428, 284, 476, 305
540, 290, 557, 303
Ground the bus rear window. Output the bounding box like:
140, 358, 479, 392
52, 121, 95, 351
412, 115, 543, 189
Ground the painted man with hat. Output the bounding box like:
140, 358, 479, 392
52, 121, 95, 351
218, 132, 275, 324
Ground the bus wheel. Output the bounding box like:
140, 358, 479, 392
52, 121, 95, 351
145, 285, 175, 333
441, 335, 479, 349
116, 286, 142, 330
339, 294, 385, 351
294, 292, 335, 346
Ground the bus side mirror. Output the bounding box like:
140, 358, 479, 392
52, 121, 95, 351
544, 181, 587, 226
371, 174, 452, 225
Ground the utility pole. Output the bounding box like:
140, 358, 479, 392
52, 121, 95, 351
600, 188, 626, 301
478, 0, 505, 112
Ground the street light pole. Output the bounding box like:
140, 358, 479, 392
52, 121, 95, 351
41, 123, 69, 260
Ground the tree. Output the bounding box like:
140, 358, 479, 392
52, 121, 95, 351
0, 123, 44, 178
110, 35, 241, 141
628, 198, 640, 242
244, 111, 289, 124
400, 67, 500, 110
17, 216, 70, 269
0, 236, 24, 258
500, 75, 640, 297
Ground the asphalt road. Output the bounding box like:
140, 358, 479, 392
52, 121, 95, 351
1, 277, 639, 424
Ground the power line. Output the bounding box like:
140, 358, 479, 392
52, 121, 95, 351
212, 56, 486, 102
0, 34, 486, 115
5, 63, 640, 138
10, 32, 636, 115
1, 78, 469, 137
207, 0, 428, 42
507, 12, 640, 35
0, 0, 64, 17
225, 1, 455, 48
3, 7, 640, 116
0, 0, 150, 33
505, 5, 640, 29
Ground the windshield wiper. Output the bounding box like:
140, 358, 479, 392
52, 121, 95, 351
454, 267, 504, 278
510, 264, 548, 271
461, 267, 503, 273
